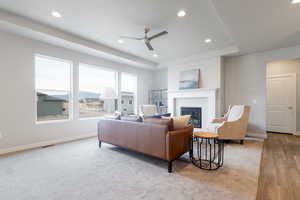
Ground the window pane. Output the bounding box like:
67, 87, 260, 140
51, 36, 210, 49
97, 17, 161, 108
35, 56, 71, 122
121, 73, 137, 115
79, 64, 118, 118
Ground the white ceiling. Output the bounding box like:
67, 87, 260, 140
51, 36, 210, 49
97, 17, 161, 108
212, 0, 300, 54
0, 0, 299, 68
0, 0, 234, 64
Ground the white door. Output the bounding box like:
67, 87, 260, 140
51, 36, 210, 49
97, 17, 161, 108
267, 74, 296, 134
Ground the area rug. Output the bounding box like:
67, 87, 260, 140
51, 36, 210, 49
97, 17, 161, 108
0, 137, 263, 200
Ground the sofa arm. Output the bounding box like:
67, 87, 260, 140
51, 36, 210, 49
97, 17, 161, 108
166, 125, 193, 161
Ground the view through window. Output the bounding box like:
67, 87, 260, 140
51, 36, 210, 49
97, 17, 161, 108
35, 56, 72, 122
79, 64, 118, 118
121, 73, 138, 115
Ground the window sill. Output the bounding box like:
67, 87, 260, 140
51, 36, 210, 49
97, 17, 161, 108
79, 117, 105, 121
36, 119, 71, 125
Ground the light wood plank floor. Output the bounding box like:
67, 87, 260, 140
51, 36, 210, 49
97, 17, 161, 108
256, 133, 300, 200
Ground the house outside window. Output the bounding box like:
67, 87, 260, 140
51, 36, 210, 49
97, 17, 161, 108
35, 55, 72, 122
121, 73, 138, 115
79, 64, 118, 118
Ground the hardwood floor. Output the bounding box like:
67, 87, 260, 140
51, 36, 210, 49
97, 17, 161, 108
256, 133, 300, 200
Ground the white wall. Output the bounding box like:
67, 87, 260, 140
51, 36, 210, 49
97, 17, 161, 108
224, 45, 300, 137
267, 59, 300, 131
167, 57, 223, 91
152, 68, 168, 90
0, 30, 153, 152
166, 56, 224, 116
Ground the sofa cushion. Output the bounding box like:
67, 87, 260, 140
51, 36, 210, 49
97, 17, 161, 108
143, 118, 174, 131
162, 115, 191, 130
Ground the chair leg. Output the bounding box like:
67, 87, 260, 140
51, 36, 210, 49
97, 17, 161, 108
240, 140, 244, 145
168, 161, 173, 173
99, 141, 102, 148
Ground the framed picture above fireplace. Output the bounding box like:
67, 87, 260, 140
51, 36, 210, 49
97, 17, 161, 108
179, 69, 200, 90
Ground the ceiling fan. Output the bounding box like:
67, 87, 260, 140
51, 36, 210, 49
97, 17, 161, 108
120, 27, 168, 51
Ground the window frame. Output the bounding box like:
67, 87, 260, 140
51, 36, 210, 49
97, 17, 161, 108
78, 63, 119, 120
34, 54, 73, 124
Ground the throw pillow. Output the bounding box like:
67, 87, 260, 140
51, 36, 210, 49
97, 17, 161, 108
162, 115, 191, 130
143, 118, 174, 131
120, 115, 143, 122
104, 114, 121, 120
150, 113, 171, 119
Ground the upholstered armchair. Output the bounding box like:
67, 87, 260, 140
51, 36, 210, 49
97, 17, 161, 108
208, 105, 251, 144
139, 104, 158, 117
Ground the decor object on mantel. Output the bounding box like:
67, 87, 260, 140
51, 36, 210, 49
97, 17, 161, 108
207, 105, 251, 144
179, 69, 200, 90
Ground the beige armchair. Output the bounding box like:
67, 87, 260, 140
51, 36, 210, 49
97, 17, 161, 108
139, 104, 158, 117
208, 105, 251, 144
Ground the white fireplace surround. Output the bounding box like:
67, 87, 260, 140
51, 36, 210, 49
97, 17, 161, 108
168, 88, 218, 128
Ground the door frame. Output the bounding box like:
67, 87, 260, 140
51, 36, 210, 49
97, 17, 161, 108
266, 73, 297, 135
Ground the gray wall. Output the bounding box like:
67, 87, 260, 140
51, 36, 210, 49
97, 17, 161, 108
224, 45, 300, 137
0, 30, 153, 151
267, 59, 300, 131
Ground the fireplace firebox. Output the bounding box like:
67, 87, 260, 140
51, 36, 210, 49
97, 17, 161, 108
181, 107, 202, 128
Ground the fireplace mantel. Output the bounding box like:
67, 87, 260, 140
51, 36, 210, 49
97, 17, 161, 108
168, 88, 219, 128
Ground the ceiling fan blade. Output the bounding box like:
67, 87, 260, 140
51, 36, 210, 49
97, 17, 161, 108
148, 31, 168, 40
120, 36, 143, 40
145, 41, 154, 51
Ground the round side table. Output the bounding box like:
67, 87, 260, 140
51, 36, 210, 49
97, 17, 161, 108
190, 132, 224, 170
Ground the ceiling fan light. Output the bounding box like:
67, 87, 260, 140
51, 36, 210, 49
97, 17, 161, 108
51, 11, 62, 18
291, 0, 300, 4
153, 54, 158, 58
205, 38, 212, 43
177, 10, 186, 17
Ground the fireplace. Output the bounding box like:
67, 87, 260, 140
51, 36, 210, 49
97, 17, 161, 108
181, 107, 202, 128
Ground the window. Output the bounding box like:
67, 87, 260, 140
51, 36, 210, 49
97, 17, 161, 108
35, 55, 72, 122
121, 73, 138, 115
79, 64, 118, 118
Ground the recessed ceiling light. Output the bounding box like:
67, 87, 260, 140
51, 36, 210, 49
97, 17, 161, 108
118, 39, 124, 44
177, 10, 186, 18
205, 38, 212, 43
291, 0, 300, 4
153, 54, 158, 58
51, 11, 62, 18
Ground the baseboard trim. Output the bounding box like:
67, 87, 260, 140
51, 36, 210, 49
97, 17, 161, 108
0, 132, 97, 155
247, 132, 267, 139
295, 132, 300, 136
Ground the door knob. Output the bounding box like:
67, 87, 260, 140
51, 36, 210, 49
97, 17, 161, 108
288, 106, 293, 110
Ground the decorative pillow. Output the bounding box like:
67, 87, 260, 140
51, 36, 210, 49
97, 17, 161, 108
162, 115, 191, 130
143, 118, 174, 131
104, 114, 121, 120
120, 116, 143, 122
150, 113, 171, 118
227, 105, 244, 122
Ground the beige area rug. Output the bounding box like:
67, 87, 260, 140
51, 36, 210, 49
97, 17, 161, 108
0, 138, 263, 200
